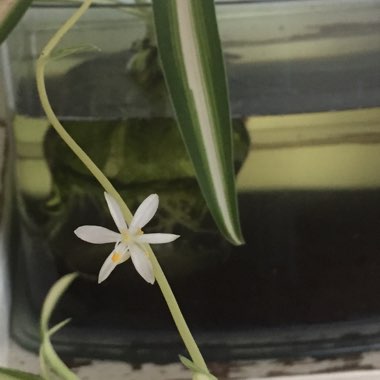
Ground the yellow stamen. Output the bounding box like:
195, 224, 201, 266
136, 229, 144, 236
112, 252, 122, 263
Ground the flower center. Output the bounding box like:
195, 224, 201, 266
121, 230, 130, 242
111, 251, 122, 263
121, 229, 143, 243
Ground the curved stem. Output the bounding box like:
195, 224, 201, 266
35, 0, 208, 374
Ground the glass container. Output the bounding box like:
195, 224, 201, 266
2, 0, 380, 363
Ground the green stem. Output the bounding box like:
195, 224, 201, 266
35, 0, 208, 374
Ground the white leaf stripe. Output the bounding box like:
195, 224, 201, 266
175, 0, 241, 244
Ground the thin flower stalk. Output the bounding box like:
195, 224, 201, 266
35, 0, 209, 375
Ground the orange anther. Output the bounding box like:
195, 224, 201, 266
112, 252, 122, 263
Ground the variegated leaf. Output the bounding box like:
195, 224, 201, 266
152, 0, 244, 245
0, 0, 32, 44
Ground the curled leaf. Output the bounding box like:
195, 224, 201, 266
39, 273, 79, 380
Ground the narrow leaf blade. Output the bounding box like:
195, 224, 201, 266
50, 44, 101, 61
48, 318, 72, 337
40, 273, 77, 333
152, 0, 244, 245
39, 273, 79, 380
0, 368, 43, 380
0, 0, 33, 45
40, 336, 79, 380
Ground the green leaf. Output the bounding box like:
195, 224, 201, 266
40, 273, 79, 380
0, 368, 43, 380
40, 273, 77, 333
48, 318, 72, 337
40, 335, 79, 380
50, 44, 101, 61
0, 0, 33, 45
179, 356, 217, 380
152, 0, 244, 245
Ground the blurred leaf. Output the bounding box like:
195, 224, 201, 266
50, 44, 101, 61
0, 368, 43, 380
48, 318, 72, 337
40, 273, 79, 380
0, 0, 32, 45
152, 0, 244, 245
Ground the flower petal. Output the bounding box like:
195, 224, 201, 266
129, 243, 155, 284
129, 194, 159, 233
98, 252, 118, 283
98, 248, 130, 283
74, 225, 120, 244
136, 233, 180, 244
104, 192, 128, 233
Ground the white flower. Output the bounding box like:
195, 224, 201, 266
74, 193, 179, 284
